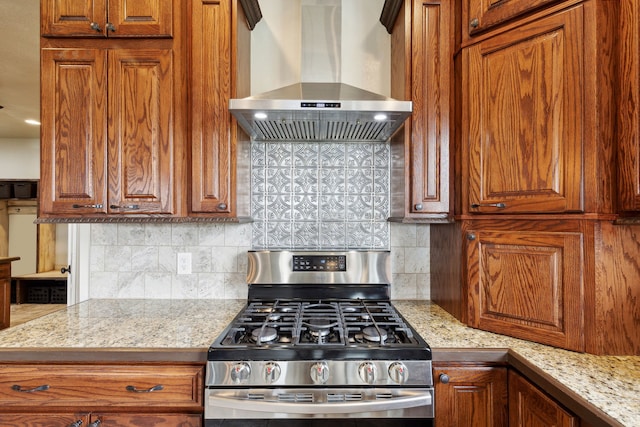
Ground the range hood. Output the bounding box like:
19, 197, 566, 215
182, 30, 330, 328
230, 0, 411, 143
230, 82, 411, 142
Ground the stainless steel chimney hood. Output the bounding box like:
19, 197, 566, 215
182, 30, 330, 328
229, 82, 411, 142
230, 0, 411, 143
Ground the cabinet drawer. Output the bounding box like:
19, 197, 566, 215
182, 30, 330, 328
0, 364, 203, 408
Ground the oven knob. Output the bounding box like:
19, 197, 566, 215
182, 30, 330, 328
310, 362, 330, 384
358, 362, 377, 384
230, 362, 251, 383
388, 362, 408, 384
263, 362, 281, 384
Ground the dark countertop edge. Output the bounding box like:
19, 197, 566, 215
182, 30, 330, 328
507, 349, 623, 427
0, 257, 20, 264
0, 348, 209, 364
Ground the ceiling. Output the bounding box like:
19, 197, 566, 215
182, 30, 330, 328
0, 0, 40, 139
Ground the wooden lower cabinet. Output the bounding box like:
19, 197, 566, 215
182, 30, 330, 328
0, 363, 204, 427
509, 370, 579, 427
433, 364, 508, 427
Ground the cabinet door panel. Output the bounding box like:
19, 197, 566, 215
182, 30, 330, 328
509, 370, 578, 427
618, 0, 640, 212
464, 0, 564, 37
408, 0, 451, 218
108, 0, 173, 37
466, 224, 584, 351
0, 264, 10, 330
40, 48, 108, 216
190, 0, 234, 215
433, 366, 507, 427
0, 413, 89, 426
108, 49, 175, 214
41, 0, 107, 37
91, 413, 201, 426
465, 6, 583, 214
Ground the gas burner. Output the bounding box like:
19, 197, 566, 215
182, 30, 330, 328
362, 326, 388, 343
252, 327, 278, 343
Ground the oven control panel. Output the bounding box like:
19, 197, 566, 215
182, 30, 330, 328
292, 255, 346, 272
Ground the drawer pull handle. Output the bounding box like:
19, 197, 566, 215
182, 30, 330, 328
471, 202, 506, 209
110, 204, 140, 210
126, 384, 164, 393
72, 204, 104, 209
11, 384, 50, 393
69, 421, 83, 427
89, 420, 101, 427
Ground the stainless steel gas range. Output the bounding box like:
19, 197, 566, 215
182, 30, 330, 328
205, 250, 434, 427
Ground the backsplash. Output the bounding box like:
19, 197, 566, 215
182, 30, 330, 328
251, 142, 390, 249
88, 222, 430, 300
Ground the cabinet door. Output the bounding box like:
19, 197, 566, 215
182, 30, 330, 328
190, 0, 234, 215
0, 413, 89, 426
40, 48, 108, 216
464, 0, 564, 37
618, 0, 640, 213
407, 0, 452, 220
464, 6, 584, 214
41, 0, 107, 37
107, 0, 173, 37
90, 413, 201, 426
465, 222, 584, 351
107, 49, 175, 215
41, 0, 172, 37
433, 365, 507, 427
509, 370, 578, 427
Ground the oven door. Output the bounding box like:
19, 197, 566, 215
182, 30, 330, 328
205, 387, 434, 427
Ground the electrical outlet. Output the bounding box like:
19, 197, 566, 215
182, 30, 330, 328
177, 252, 192, 275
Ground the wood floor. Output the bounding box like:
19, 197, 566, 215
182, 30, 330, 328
10, 304, 66, 327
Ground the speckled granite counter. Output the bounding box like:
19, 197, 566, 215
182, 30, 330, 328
0, 299, 637, 426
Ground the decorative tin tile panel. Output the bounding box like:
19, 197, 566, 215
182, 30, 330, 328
251, 142, 390, 250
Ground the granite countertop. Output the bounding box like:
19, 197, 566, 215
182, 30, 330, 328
0, 299, 637, 426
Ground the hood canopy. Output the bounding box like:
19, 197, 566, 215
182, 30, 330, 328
229, 82, 411, 142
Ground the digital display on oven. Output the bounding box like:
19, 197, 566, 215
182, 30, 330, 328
292, 255, 346, 271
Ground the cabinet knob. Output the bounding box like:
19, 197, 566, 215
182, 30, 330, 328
218, 203, 228, 210
439, 373, 450, 384
414, 203, 424, 211
106, 22, 116, 32
89, 22, 102, 32
470, 18, 479, 29
61, 265, 71, 274
467, 233, 476, 241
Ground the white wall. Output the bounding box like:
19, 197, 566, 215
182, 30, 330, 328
0, 138, 39, 179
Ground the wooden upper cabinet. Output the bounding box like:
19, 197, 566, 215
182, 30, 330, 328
409, 0, 452, 219
465, 220, 584, 351
40, 48, 176, 217
107, 49, 175, 214
41, 0, 173, 38
463, 0, 564, 39
40, 48, 108, 215
617, 0, 640, 214
463, 5, 584, 214
509, 370, 579, 427
190, 0, 234, 216
389, 0, 454, 222
433, 365, 508, 427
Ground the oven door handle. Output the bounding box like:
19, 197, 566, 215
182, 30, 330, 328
207, 391, 432, 415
